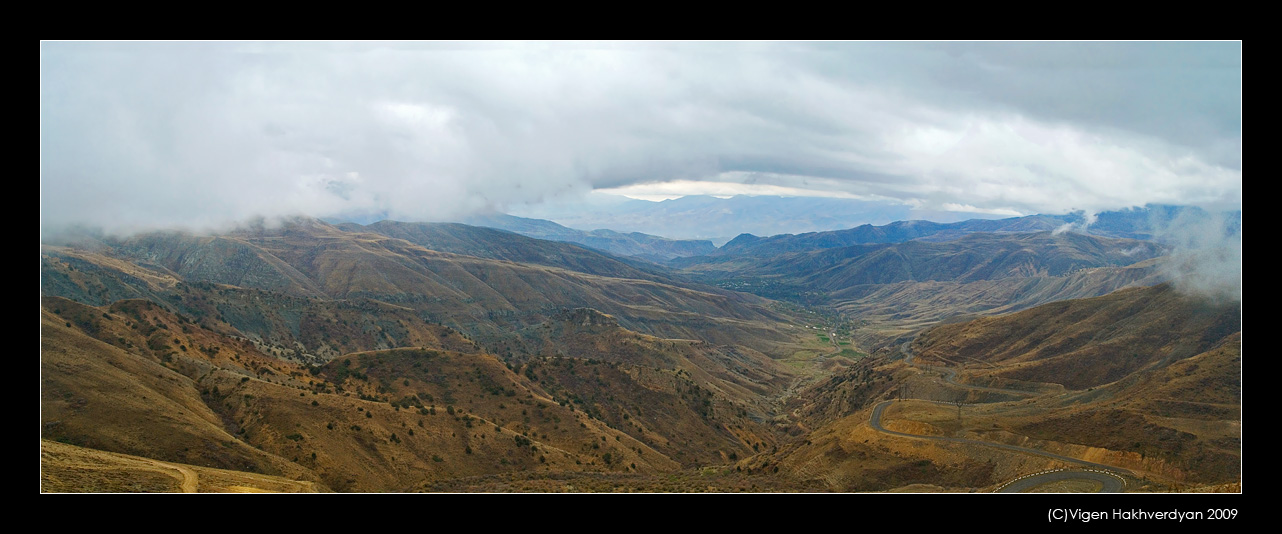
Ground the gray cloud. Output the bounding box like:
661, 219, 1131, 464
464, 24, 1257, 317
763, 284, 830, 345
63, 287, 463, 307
40, 41, 1241, 234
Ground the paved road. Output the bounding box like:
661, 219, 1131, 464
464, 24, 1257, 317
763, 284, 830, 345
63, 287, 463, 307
869, 399, 1132, 489
997, 469, 1125, 493
918, 364, 1040, 397
889, 347, 1125, 492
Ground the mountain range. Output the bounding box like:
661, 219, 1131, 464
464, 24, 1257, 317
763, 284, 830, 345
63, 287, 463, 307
508, 195, 1239, 246
39, 208, 1241, 493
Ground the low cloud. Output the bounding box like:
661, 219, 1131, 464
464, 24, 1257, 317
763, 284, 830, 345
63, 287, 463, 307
1156, 210, 1242, 303
1052, 210, 1099, 235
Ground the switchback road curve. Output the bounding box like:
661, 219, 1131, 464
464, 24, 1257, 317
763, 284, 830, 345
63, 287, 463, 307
996, 469, 1125, 493
869, 399, 1132, 492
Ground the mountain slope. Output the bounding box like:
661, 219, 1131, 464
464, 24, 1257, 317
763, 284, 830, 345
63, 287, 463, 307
40, 218, 820, 491
351, 220, 672, 282
40, 212, 1239, 492
41, 218, 802, 359
40, 296, 695, 491
40, 298, 327, 484
680, 231, 1167, 349
762, 283, 1240, 491
909, 283, 1240, 390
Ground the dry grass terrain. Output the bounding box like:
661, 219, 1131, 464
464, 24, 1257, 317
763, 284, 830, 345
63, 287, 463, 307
39, 220, 1240, 493
41, 440, 325, 493
762, 284, 1240, 491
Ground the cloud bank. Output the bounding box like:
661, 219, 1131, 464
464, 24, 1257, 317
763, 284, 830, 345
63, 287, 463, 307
40, 41, 1241, 234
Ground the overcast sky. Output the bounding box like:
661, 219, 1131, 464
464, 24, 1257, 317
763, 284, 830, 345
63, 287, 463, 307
40, 41, 1242, 234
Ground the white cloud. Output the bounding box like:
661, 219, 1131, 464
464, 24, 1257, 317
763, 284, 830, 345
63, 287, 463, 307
939, 203, 1024, 217
595, 177, 886, 202
40, 41, 1241, 234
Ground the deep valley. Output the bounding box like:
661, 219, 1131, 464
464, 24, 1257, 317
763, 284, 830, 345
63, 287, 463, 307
39, 213, 1241, 493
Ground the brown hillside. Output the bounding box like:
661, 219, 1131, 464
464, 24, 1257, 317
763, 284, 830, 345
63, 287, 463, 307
40, 303, 324, 484
41, 219, 802, 358
507, 308, 796, 466
41, 297, 716, 491
41, 439, 327, 493
910, 284, 1239, 390
764, 284, 1240, 490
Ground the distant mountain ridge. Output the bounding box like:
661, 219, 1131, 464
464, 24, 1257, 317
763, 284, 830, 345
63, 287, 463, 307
458, 213, 716, 261
513, 195, 919, 242
681, 231, 1165, 283
677, 230, 1170, 349
710, 216, 1072, 258
707, 204, 1239, 258
41, 217, 798, 360
511, 195, 1238, 246
321, 203, 1238, 267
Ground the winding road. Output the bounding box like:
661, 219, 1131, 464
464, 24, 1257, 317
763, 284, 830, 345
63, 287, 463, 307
869, 360, 1133, 493
144, 458, 199, 492
876, 344, 1134, 492
996, 469, 1125, 493
870, 399, 1132, 479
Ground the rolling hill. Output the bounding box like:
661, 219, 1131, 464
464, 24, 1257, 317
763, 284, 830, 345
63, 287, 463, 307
678, 231, 1168, 349
762, 283, 1240, 491
41, 295, 758, 491
39, 213, 1241, 492
42, 218, 802, 360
